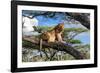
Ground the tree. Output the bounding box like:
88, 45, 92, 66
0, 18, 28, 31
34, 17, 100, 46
23, 10, 90, 29
63, 28, 89, 42
23, 36, 86, 59
22, 27, 89, 61
22, 11, 90, 62
65, 13, 90, 29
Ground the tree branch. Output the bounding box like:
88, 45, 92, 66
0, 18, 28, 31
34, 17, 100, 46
23, 36, 86, 59
66, 13, 90, 29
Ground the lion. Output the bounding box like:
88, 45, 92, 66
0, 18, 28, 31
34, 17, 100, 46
40, 23, 64, 42
39, 23, 65, 57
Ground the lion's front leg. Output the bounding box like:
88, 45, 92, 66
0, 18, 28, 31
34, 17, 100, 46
56, 33, 66, 43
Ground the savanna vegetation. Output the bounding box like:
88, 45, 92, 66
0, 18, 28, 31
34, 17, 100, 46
22, 26, 90, 62
22, 11, 90, 62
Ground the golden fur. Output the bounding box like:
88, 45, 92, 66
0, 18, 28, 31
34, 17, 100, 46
40, 23, 64, 42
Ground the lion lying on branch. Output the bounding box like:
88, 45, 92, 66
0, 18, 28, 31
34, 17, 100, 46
40, 23, 65, 43
39, 23, 66, 57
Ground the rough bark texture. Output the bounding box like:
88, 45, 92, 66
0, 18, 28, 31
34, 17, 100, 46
23, 36, 86, 59
66, 13, 90, 29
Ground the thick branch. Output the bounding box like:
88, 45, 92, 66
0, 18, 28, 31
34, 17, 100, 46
23, 37, 86, 59
66, 13, 90, 29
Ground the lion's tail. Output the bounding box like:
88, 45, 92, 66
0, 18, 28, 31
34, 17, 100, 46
39, 39, 42, 57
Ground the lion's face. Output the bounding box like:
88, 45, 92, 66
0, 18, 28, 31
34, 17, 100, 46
55, 23, 64, 33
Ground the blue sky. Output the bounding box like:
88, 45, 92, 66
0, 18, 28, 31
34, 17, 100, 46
36, 16, 90, 44
23, 10, 90, 45
36, 14, 65, 26
75, 32, 90, 44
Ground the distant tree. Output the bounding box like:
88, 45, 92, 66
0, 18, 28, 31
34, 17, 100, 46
63, 28, 89, 43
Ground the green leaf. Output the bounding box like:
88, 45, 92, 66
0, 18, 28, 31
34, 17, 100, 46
64, 28, 88, 33
69, 39, 82, 44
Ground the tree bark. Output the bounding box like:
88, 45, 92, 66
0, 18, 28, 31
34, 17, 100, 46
66, 13, 90, 29
23, 36, 86, 59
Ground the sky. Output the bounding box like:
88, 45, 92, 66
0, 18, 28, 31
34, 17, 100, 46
22, 10, 90, 45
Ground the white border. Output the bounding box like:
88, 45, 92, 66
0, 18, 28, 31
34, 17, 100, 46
17, 5, 94, 68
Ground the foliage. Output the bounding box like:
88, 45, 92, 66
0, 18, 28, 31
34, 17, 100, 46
23, 10, 90, 29
69, 39, 82, 44
22, 25, 90, 62
23, 10, 90, 60
22, 10, 90, 62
